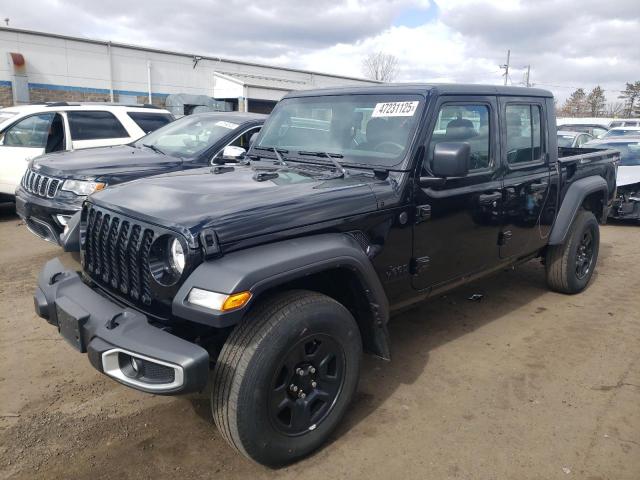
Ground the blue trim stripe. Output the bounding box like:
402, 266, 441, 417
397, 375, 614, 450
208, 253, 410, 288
0, 80, 12, 87
27, 82, 168, 98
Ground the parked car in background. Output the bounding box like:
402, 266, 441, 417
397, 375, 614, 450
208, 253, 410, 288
556, 117, 610, 138
601, 126, 640, 138
0, 102, 174, 202
609, 119, 640, 128
35, 84, 618, 466
557, 130, 593, 147
583, 137, 640, 221
15, 112, 265, 243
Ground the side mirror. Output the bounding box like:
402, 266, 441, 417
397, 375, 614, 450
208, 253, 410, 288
221, 145, 246, 162
419, 142, 470, 187
249, 132, 259, 150
432, 142, 470, 177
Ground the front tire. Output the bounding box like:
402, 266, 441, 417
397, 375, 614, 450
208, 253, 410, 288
212, 290, 362, 466
545, 209, 599, 294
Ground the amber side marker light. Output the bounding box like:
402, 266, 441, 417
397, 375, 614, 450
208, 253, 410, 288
221, 291, 252, 311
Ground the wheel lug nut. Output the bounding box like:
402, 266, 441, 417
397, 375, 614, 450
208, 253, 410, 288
299, 392, 306, 399
311, 381, 317, 388
290, 384, 298, 392
309, 367, 316, 374
296, 368, 304, 376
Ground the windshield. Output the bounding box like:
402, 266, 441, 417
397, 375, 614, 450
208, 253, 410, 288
133, 115, 240, 158
557, 134, 576, 147
603, 129, 640, 138
255, 94, 425, 167
594, 142, 640, 166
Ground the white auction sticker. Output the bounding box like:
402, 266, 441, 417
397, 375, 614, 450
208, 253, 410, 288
215, 120, 239, 129
371, 101, 419, 118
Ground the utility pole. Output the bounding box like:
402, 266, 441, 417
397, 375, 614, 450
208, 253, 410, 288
525, 65, 531, 87
500, 50, 510, 86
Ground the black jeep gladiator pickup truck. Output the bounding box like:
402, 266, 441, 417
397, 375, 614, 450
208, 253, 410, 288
34, 84, 618, 466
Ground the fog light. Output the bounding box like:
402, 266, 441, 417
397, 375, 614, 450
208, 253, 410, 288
101, 349, 184, 391
56, 214, 72, 226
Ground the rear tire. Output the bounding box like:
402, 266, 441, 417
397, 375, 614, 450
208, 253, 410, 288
545, 209, 599, 294
211, 290, 362, 467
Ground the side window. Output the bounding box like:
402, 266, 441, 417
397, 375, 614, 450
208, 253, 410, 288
127, 112, 174, 134
230, 127, 261, 149
1, 113, 54, 148
68, 111, 129, 141
505, 104, 543, 164
425, 103, 490, 172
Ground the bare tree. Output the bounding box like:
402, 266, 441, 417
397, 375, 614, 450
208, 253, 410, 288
362, 52, 398, 82
605, 102, 625, 117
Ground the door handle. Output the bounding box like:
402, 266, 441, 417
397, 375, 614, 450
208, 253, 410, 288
529, 182, 548, 192
478, 192, 502, 205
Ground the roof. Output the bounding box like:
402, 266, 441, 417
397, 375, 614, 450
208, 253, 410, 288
284, 83, 553, 99
0, 26, 379, 85
557, 130, 583, 137
190, 111, 267, 123
1, 103, 171, 114
585, 136, 640, 145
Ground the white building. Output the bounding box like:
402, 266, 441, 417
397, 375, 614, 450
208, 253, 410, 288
0, 27, 378, 113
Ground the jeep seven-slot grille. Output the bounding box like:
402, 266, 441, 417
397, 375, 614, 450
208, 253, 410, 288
21, 169, 62, 198
83, 205, 155, 307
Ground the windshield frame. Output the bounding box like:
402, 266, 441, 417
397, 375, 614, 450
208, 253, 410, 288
251, 93, 428, 170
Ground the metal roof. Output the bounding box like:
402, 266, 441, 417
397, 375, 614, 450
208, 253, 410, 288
0, 26, 379, 85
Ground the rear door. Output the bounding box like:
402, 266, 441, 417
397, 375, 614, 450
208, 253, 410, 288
67, 110, 132, 149
499, 98, 556, 259
411, 95, 504, 291
0, 112, 53, 194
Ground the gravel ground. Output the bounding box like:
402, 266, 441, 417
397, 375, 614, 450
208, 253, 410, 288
0, 202, 638, 480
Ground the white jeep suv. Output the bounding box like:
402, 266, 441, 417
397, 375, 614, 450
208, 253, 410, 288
0, 102, 173, 201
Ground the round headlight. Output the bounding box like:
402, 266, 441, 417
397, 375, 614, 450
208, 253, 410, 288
149, 235, 186, 286
169, 237, 185, 275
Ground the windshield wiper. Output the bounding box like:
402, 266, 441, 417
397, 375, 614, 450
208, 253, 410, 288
298, 151, 348, 178
142, 143, 166, 155
252, 146, 289, 167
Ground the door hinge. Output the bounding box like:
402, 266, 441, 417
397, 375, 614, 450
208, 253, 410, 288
410, 256, 431, 275
416, 204, 431, 223
498, 230, 513, 246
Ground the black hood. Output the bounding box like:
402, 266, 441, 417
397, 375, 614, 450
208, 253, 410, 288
90, 164, 379, 245
33, 145, 183, 182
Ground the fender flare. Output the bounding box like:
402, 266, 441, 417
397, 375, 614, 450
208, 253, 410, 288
548, 176, 608, 245
173, 233, 391, 359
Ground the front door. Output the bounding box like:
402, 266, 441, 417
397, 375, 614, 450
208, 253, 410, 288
499, 99, 555, 259
412, 96, 504, 291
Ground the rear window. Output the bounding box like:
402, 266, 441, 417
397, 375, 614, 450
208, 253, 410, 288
68, 111, 129, 140
127, 112, 174, 134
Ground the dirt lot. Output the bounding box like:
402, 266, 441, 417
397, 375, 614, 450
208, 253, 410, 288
0, 202, 638, 480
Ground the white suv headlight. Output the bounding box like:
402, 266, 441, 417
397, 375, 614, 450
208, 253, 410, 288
61, 180, 106, 196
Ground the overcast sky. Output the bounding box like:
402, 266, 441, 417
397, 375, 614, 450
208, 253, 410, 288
3, 0, 640, 103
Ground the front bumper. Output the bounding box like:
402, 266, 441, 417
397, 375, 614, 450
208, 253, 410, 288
35, 258, 209, 394
15, 186, 84, 244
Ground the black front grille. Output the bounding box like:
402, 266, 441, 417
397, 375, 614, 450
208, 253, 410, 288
83, 205, 156, 307
22, 169, 62, 198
